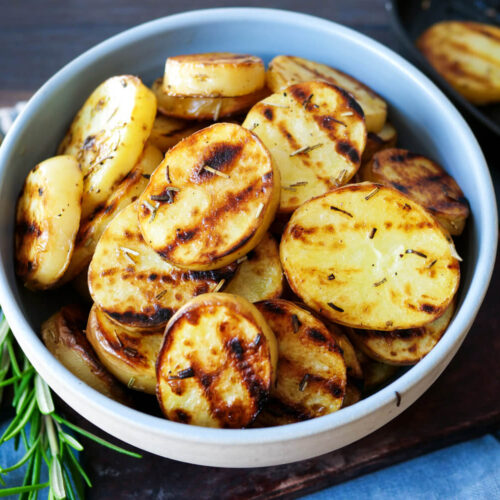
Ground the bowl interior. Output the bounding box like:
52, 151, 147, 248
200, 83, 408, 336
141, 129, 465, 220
0, 8, 496, 465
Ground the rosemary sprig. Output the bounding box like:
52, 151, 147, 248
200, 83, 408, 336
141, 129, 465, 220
0, 313, 141, 498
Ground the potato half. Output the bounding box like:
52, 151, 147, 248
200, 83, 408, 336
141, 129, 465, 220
156, 293, 278, 428
138, 122, 280, 270
58, 75, 157, 218
15, 155, 83, 290
41, 305, 129, 403
254, 300, 346, 426
349, 300, 455, 365
266, 55, 387, 132
163, 53, 265, 97
63, 142, 163, 283
86, 304, 163, 394
89, 202, 236, 329
152, 78, 269, 121
417, 21, 500, 104
280, 183, 461, 330
225, 232, 283, 302
243, 81, 366, 214
360, 148, 469, 235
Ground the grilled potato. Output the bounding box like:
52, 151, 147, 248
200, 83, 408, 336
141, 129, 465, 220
417, 21, 500, 104
89, 202, 237, 329
349, 300, 455, 365
326, 323, 363, 380
225, 232, 283, 302
152, 78, 269, 121
86, 304, 163, 394
148, 114, 210, 152
280, 183, 461, 330
361, 122, 397, 164
15, 155, 83, 290
242, 81, 366, 214
254, 300, 346, 426
266, 55, 387, 132
163, 53, 265, 97
356, 349, 400, 392
359, 149, 469, 235
63, 143, 163, 283
156, 293, 278, 428
58, 75, 156, 218
41, 305, 129, 403
138, 122, 280, 270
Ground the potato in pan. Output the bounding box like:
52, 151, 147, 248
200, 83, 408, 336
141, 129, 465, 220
243, 80, 366, 214
359, 148, 469, 236
86, 304, 163, 395
58, 75, 157, 219
224, 232, 283, 303
266, 55, 387, 132
280, 183, 461, 331
156, 293, 278, 428
254, 299, 346, 426
88, 202, 237, 330
41, 305, 129, 403
138, 122, 280, 271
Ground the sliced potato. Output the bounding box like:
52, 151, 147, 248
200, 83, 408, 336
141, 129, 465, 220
266, 55, 387, 132
15, 155, 83, 290
360, 148, 469, 235
242, 81, 366, 214
417, 21, 500, 104
58, 75, 157, 218
86, 304, 163, 394
138, 122, 280, 270
225, 232, 283, 302
156, 293, 278, 428
63, 143, 163, 283
361, 122, 397, 164
149, 114, 210, 152
152, 78, 269, 121
349, 300, 455, 365
254, 299, 346, 426
41, 305, 129, 403
164, 53, 265, 97
280, 183, 461, 330
326, 322, 363, 380
89, 202, 237, 329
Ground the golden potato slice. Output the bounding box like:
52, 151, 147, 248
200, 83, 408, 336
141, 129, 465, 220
266, 55, 387, 132
164, 53, 265, 97
63, 143, 163, 283
148, 114, 210, 152
280, 183, 461, 330
89, 202, 237, 329
152, 78, 269, 121
156, 293, 278, 428
15, 155, 83, 290
58, 75, 157, 218
254, 299, 346, 426
41, 305, 129, 403
326, 322, 363, 380
417, 21, 500, 104
349, 300, 455, 365
360, 148, 469, 236
86, 304, 163, 394
361, 122, 397, 164
242, 81, 366, 214
224, 232, 283, 302
138, 122, 280, 270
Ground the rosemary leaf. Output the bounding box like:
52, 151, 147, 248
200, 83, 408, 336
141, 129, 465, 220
35, 374, 55, 414
50, 457, 66, 500
2, 395, 37, 443
0, 435, 41, 473
30, 448, 42, 498
6, 337, 21, 377
62, 467, 78, 500
13, 370, 35, 407
60, 432, 84, 452
0, 482, 49, 497
45, 415, 59, 457
0, 316, 9, 346
64, 445, 92, 488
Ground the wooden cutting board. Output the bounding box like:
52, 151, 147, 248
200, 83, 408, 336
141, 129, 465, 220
73, 243, 499, 499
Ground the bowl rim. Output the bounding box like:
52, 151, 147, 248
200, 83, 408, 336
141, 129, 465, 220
0, 7, 497, 448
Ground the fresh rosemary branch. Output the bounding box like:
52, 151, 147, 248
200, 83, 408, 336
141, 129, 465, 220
0, 313, 141, 499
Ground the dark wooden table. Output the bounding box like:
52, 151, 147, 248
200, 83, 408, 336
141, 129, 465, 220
1, 1, 499, 498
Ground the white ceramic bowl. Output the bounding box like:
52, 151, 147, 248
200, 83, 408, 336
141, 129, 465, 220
0, 8, 497, 468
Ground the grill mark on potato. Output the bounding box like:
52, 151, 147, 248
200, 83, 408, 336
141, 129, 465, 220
420, 303, 438, 314
336, 140, 360, 164
306, 328, 327, 343
277, 122, 301, 151
314, 115, 347, 132
263, 107, 274, 121
173, 409, 191, 423
264, 397, 312, 422
192, 142, 243, 182
104, 307, 172, 328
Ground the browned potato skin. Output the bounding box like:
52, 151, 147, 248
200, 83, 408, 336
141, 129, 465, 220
254, 299, 346, 426
41, 305, 129, 403
360, 148, 469, 235
361, 123, 398, 165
